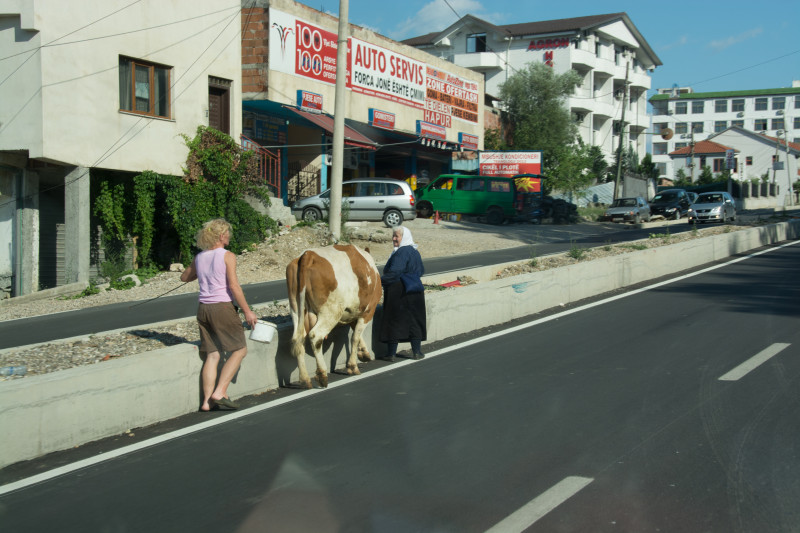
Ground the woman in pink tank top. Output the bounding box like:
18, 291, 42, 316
181, 219, 258, 411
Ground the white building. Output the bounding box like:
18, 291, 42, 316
650, 81, 800, 181
667, 126, 799, 207
0, 0, 242, 297
403, 13, 661, 163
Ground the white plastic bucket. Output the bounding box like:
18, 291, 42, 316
250, 320, 278, 343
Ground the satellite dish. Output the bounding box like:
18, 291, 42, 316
661, 127, 674, 141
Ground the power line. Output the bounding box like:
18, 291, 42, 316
0, 4, 239, 63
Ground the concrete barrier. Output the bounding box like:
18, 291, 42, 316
1, 221, 798, 468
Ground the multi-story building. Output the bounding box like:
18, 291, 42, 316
0, 0, 242, 297
650, 81, 800, 180
403, 13, 661, 163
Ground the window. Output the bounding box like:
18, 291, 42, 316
715, 100, 727, 113
713, 159, 726, 172
772, 96, 785, 110
754, 119, 767, 131
771, 118, 784, 131
455, 178, 485, 191
614, 47, 622, 66
653, 122, 668, 133
692, 122, 703, 133
746, 156, 753, 166
653, 142, 667, 155
489, 180, 511, 193
732, 120, 744, 128
794, 117, 800, 129
675, 122, 688, 134
675, 102, 687, 114
796, 96, 800, 109
467, 33, 487, 53
732, 99, 745, 112
714, 121, 727, 132
754, 97, 768, 111
119, 56, 171, 118
652, 103, 668, 115
692, 101, 704, 113
675, 142, 688, 150
595, 41, 602, 58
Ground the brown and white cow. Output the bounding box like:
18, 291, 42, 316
285, 244, 382, 389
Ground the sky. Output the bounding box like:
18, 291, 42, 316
301, 0, 800, 96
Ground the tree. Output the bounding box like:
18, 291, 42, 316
499, 62, 582, 173
638, 153, 659, 180
697, 165, 715, 185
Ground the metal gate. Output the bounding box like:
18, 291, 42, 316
287, 161, 321, 204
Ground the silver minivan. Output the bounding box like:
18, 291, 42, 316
291, 178, 417, 227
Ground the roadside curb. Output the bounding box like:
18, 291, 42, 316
1, 221, 799, 469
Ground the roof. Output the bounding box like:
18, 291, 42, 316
668, 140, 735, 156
707, 125, 800, 153
650, 86, 800, 102
402, 12, 661, 66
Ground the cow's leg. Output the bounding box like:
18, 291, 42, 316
291, 333, 312, 389
307, 315, 337, 388
346, 319, 367, 375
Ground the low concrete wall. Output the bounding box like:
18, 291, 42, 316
1, 221, 798, 468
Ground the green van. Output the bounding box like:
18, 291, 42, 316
415, 174, 516, 225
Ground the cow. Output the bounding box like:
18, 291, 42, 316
285, 244, 382, 389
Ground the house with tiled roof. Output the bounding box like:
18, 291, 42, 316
650, 81, 800, 181
667, 126, 799, 206
403, 13, 661, 163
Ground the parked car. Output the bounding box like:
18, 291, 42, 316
687, 191, 736, 224
649, 189, 691, 220
600, 197, 651, 224
290, 178, 416, 227
415, 174, 517, 225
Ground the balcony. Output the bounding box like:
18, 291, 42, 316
452, 52, 504, 71
571, 48, 596, 70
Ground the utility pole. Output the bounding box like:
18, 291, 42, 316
689, 129, 695, 183
328, 0, 349, 240
613, 62, 629, 200
781, 129, 794, 206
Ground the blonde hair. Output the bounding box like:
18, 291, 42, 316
195, 218, 232, 250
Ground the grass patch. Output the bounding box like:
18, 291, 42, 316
567, 241, 586, 260
618, 243, 648, 251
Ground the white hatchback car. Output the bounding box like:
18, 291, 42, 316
687, 191, 736, 224
291, 178, 417, 227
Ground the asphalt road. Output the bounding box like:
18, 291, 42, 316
1, 239, 798, 532
0, 221, 695, 350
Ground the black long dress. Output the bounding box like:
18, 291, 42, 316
379, 245, 427, 343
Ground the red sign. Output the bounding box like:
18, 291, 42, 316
369, 108, 395, 130
425, 66, 480, 125
416, 120, 447, 141
294, 19, 339, 83
527, 37, 570, 50
479, 151, 542, 177
297, 90, 323, 112
459, 132, 478, 150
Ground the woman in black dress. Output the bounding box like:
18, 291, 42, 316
380, 226, 427, 361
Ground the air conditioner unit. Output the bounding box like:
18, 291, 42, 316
667, 109, 674, 115
776, 109, 784, 115
736, 111, 744, 118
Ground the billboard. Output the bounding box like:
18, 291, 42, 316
268, 7, 482, 134
479, 151, 542, 177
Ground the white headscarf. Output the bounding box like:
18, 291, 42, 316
391, 226, 417, 256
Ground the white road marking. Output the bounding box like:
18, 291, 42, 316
718, 343, 790, 381
485, 476, 593, 532
2, 240, 797, 495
